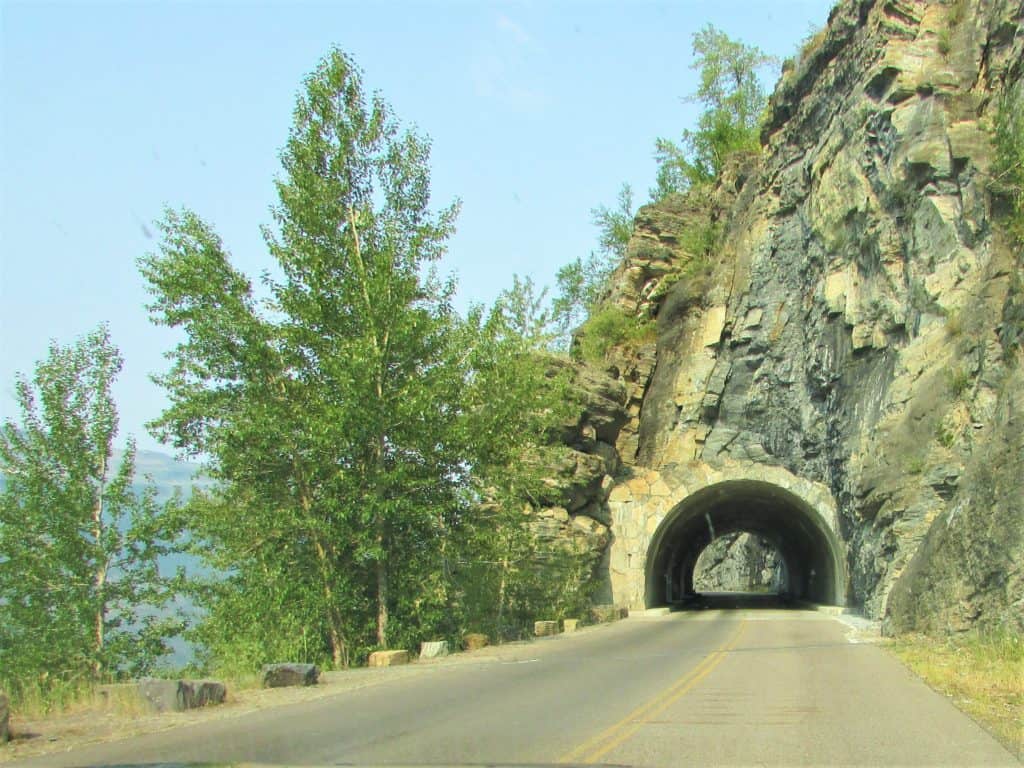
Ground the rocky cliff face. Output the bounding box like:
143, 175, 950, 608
566, 0, 1023, 631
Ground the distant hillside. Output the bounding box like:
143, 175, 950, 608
127, 449, 217, 501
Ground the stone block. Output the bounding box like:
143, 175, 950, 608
590, 604, 627, 624
702, 305, 727, 347
824, 271, 848, 315
0, 691, 8, 743
463, 633, 489, 651
608, 483, 632, 503
262, 663, 319, 688
368, 650, 410, 667
534, 620, 560, 637
419, 640, 450, 660
137, 679, 227, 712
562, 619, 579, 633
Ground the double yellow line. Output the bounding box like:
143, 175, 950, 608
558, 620, 748, 765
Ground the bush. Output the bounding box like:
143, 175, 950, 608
576, 306, 654, 364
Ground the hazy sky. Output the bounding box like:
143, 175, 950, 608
1, 0, 833, 453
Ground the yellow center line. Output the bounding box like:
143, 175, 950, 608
558, 620, 748, 765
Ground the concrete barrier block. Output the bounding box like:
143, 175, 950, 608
562, 619, 579, 633
368, 650, 410, 667
534, 620, 560, 637
419, 640, 449, 659
463, 633, 489, 650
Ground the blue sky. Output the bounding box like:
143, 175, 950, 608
1, 0, 833, 453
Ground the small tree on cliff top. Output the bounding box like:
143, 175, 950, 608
141, 49, 461, 667
652, 25, 775, 199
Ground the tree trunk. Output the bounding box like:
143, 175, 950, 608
92, 455, 107, 678
376, 514, 388, 648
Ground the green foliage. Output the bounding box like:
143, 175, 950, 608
990, 82, 1024, 361
452, 282, 586, 641
141, 49, 464, 667
577, 305, 656, 364
552, 183, 635, 343
141, 50, 588, 671
652, 26, 774, 199
0, 326, 180, 703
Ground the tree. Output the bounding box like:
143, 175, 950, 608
453, 277, 579, 639
141, 49, 462, 667
0, 326, 178, 696
652, 26, 774, 199
552, 183, 635, 342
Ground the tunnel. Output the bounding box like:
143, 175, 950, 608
644, 479, 844, 607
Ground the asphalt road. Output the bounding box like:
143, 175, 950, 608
12, 596, 1020, 767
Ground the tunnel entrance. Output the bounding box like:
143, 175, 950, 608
645, 480, 844, 608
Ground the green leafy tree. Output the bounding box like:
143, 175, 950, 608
141, 49, 461, 668
552, 183, 635, 341
652, 26, 774, 199
0, 326, 179, 697
454, 277, 579, 639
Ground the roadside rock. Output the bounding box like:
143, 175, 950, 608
367, 650, 410, 667
534, 620, 560, 637
137, 679, 227, 712
419, 641, 449, 660
262, 663, 319, 688
463, 633, 489, 651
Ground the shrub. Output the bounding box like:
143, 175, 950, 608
576, 306, 655, 364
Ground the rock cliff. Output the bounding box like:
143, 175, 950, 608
564, 0, 1023, 631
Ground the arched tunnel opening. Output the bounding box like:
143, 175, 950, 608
645, 480, 844, 608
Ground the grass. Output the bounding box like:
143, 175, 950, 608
2, 670, 265, 730
576, 305, 655, 364
887, 630, 1023, 759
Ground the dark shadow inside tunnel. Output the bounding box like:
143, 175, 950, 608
645, 479, 844, 608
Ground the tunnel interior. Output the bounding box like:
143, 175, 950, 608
645, 480, 843, 607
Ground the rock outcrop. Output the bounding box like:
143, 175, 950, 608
556, 0, 1023, 631
693, 533, 783, 593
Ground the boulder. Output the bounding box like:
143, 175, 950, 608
534, 620, 560, 637
463, 633, 489, 651
367, 650, 410, 667
262, 663, 319, 688
419, 641, 449, 660
0, 690, 8, 743
137, 679, 226, 712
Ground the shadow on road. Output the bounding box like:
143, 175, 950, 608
671, 591, 804, 611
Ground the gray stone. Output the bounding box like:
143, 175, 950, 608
262, 663, 319, 688
137, 678, 226, 712
419, 640, 449, 660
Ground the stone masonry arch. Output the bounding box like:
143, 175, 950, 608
606, 461, 845, 609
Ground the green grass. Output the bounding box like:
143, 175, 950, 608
576, 305, 655, 364
887, 630, 1023, 759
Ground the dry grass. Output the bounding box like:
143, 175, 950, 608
5, 671, 265, 723
888, 630, 1023, 759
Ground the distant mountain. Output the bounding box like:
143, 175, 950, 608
125, 449, 217, 502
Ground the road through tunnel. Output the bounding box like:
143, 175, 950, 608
645, 480, 844, 607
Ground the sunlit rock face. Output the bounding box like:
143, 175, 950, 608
555, 0, 1023, 631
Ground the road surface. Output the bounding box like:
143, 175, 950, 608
11, 596, 1019, 766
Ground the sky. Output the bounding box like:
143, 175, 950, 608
1, 0, 834, 453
